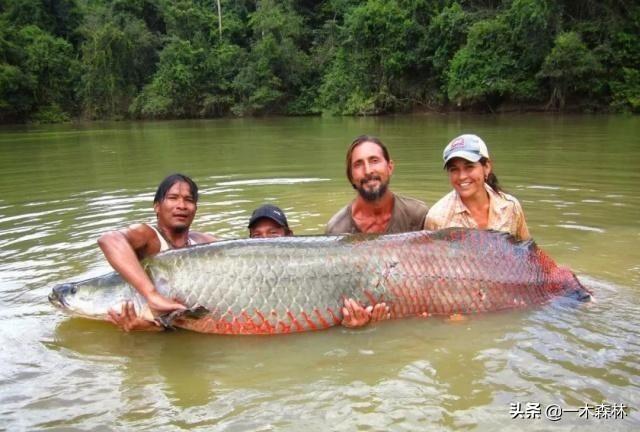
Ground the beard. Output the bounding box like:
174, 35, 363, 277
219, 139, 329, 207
356, 175, 389, 202
173, 224, 189, 233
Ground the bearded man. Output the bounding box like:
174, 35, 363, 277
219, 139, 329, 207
325, 135, 428, 235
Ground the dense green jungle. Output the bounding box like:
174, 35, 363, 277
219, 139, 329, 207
1, 0, 638, 124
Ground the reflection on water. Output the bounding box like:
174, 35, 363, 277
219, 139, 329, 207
1, 115, 639, 430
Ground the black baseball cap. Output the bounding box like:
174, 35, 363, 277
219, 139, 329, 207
248, 204, 289, 228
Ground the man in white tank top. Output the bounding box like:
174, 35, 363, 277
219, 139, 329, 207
98, 174, 215, 331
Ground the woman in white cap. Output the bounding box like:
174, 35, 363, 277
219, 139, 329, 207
424, 134, 530, 240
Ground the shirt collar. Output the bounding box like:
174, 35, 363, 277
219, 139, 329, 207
453, 183, 509, 215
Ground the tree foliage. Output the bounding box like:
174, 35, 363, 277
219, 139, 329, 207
0, 0, 638, 123
537, 32, 601, 109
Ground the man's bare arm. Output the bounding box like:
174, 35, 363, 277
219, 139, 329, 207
98, 224, 185, 313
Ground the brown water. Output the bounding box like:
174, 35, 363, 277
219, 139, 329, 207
0, 114, 638, 430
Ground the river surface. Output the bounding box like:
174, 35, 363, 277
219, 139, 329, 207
0, 114, 638, 431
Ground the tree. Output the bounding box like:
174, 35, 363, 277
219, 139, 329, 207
0, 20, 35, 122
3, 0, 83, 45
446, 0, 554, 109
232, 0, 313, 115
318, 0, 419, 115
17, 25, 78, 121
130, 37, 207, 118
537, 31, 601, 109
424, 2, 472, 102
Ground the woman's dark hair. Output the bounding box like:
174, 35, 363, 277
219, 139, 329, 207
479, 157, 503, 193
153, 173, 199, 204
345, 135, 390, 185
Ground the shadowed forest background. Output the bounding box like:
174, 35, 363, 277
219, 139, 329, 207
1, 0, 638, 123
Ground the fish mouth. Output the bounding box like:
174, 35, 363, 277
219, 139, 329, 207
48, 283, 75, 309
565, 271, 593, 302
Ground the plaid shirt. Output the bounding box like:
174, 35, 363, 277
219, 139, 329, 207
424, 183, 530, 240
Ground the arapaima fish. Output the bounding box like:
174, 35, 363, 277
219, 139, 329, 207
49, 229, 592, 334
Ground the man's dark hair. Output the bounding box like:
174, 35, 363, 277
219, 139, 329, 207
153, 173, 199, 204
345, 135, 391, 185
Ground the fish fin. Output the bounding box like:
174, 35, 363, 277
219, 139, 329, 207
182, 305, 210, 319
154, 314, 177, 331
155, 305, 210, 330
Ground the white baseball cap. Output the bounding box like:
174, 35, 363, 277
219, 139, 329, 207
442, 134, 489, 167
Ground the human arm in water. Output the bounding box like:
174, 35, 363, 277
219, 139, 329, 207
341, 298, 390, 328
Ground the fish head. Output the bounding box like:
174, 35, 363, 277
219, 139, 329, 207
49, 281, 110, 318
49, 282, 76, 309
557, 266, 593, 302
49, 273, 137, 319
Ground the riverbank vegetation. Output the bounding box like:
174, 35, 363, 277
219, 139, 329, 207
1, 0, 638, 123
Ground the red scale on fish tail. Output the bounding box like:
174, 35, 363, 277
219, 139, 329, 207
243, 310, 278, 335
459, 284, 478, 312
420, 285, 435, 316
240, 310, 260, 332
406, 277, 428, 315
363, 290, 378, 305
533, 248, 559, 277
313, 308, 332, 329
450, 287, 469, 315
287, 310, 305, 332
507, 282, 529, 308
230, 316, 249, 334
437, 280, 460, 315
493, 281, 521, 310
326, 307, 342, 325
464, 283, 484, 314
300, 311, 318, 331
421, 272, 443, 315
390, 286, 412, 317
407, 289, 422, 315
425, 278, 444, 315
278, 320, 292, 333
412, 283, 429, 316
176, 316, 225, 334
395, 286, 411, 315
253, 309, 276, 334
523, 281, 543, 307
389, 302, 402, 319
218, 317, 246, 335
529, 274, 552, 301
525, 278, 549, 306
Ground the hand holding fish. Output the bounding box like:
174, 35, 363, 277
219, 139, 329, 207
341, 298, 390, 328
369, 302, 391, 323
145, 291, 186, 313
107, 301, 162, 332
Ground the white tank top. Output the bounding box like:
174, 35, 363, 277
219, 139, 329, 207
149, 225, 194, 252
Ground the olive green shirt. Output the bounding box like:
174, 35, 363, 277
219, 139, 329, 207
325, 193, 429, 235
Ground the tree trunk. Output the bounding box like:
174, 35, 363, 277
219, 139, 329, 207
216, 0, 222, 38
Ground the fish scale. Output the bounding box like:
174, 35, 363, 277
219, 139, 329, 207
49, 228, 593, 335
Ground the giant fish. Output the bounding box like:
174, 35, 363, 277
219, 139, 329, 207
49, 228, 592, 334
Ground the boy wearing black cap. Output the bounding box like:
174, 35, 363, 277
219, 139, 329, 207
248, 204, 293, 238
